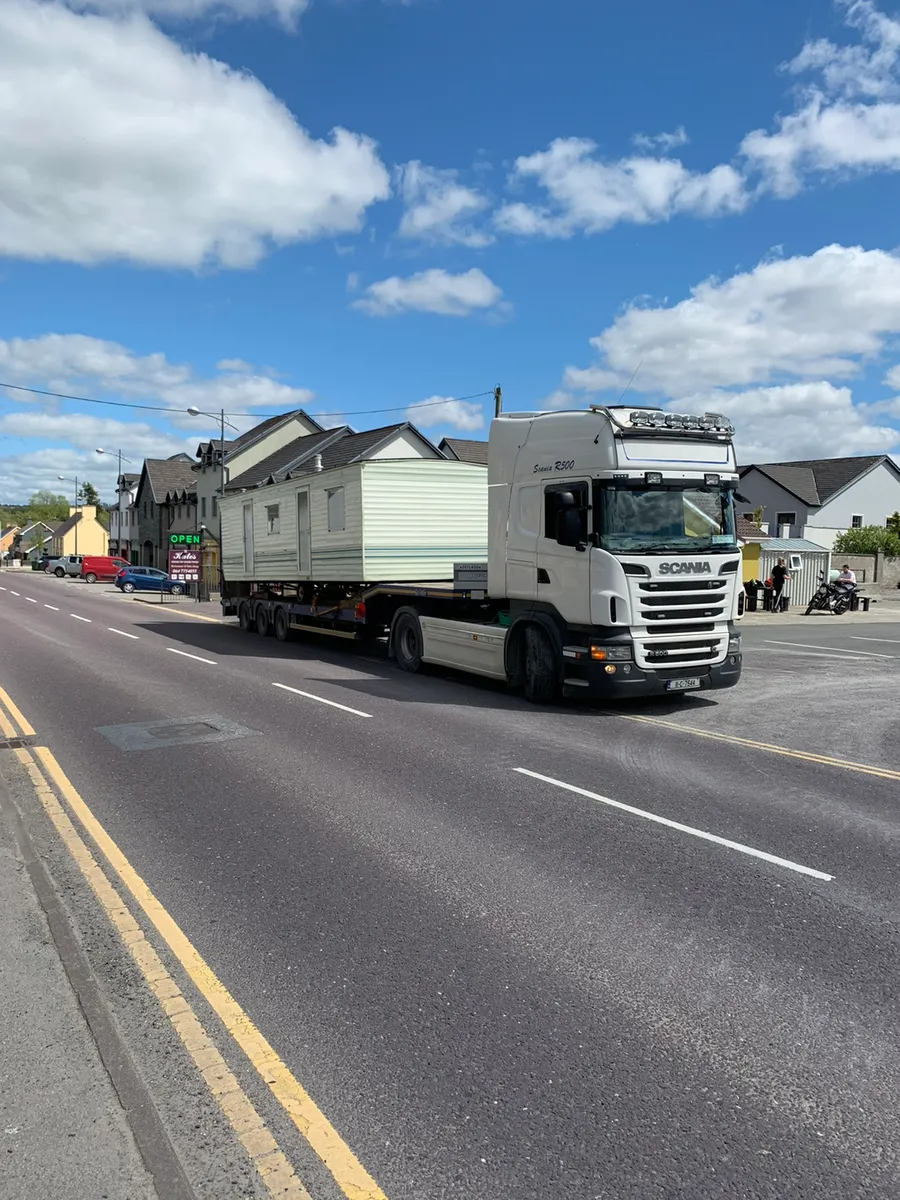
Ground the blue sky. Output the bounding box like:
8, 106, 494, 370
3, 0, 900, 500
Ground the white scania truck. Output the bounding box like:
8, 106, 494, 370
219, 405, 744, 702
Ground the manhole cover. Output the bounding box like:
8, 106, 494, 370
94, 715, 259, 752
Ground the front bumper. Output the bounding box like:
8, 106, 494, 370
562, 654, 742, 700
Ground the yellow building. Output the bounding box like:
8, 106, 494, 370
51, 506, 109, 557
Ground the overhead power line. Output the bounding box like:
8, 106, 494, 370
0, 381, 494, 420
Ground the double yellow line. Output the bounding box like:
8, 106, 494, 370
0, 687, 388, 1200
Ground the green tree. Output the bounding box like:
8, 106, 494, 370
887, 512, 900, 538
79, 481, 101, 507
27, 491, 69, 523
833, 525, 900, 557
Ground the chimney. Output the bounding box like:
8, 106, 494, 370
313, 454, 323, 472
759, 522, 770, 534
779, 523, 791, 538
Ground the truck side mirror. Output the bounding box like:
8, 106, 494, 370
556, 509, 582, 547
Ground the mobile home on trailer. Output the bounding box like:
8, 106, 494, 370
219, 406, 744, 703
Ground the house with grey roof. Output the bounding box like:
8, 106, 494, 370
133, 455, 197, 568
438, 438, 488, 465
737, 455, 900, 549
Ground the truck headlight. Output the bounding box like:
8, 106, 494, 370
590, 644, 634, 661
727, 634, 741, 654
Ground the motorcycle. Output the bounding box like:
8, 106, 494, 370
805, 572, 858, 616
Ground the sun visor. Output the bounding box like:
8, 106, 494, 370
617, 438, 734, 467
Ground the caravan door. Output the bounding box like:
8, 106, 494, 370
296, 489, 311, 576
242, 503, 254, 574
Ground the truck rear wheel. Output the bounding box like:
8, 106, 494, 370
239, 603, 253, 632
256, 606, 271, 637
393, 608, 423, 673
274, 607, 290, 642
523, 625, 559, 705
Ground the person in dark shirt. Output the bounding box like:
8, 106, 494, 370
771, 557, 790, 612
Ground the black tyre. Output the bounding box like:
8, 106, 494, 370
55, 567, 65, 578
393, 609, 423, 673
239, 603, 254, 632
122, 581, 135, 593
274, 607, 290, 642
523, 624, 559, 705
256, 606, 271, 637
805, 597, 819, 615
84, 572, 97, 584
170, 584, 184, 597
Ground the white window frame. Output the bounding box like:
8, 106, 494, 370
266, 504, 280, 536
851, 514, 864, 528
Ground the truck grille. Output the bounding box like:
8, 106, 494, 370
624, 571, 733, 668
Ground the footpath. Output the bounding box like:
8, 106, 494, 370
0, 768, 159, 1200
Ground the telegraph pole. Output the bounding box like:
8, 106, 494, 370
494, 385, 502, 418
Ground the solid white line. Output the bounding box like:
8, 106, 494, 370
44, 604, 59, 611
167, 648, 216, 665
765, 639, 894, 659
26, 597, 37, 603
71, 614, 91, 623
514, 767, 833, 882
0, 586, 5, 590
745, 648, 868, 661
272, 681, 373, 718
10, 590, 20, 596
108, 627, 139, 640
851, 636, 900, 645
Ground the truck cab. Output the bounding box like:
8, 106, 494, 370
487, 406, 743, 699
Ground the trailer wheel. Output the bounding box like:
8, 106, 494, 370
523, 625, 559, 705
256, 606, 271, 637
239, 603, 253, 632
393, 608, 423, 673
274, 607, 290, 642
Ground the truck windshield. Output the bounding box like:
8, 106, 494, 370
594, 483, 737, 554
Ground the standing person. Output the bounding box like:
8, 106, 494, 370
771, 557, 791, 612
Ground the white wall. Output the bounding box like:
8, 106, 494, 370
368, 429, 441, 460
814, 461, 900, 529
801, 525, 842, 550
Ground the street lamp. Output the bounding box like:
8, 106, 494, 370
187, 407, 239, 598
58, 475, 80, 555
96, 448, 133, 559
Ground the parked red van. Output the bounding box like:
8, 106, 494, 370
81, 555, 130, 583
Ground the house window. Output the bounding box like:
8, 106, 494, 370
775, 511, 796, 529
212, 496, 218, 517
143, 502, 147, 517
851, 514, 864, 528
326, 487, 345, 532
266, 504, 280, 535
201, 496, 207, 519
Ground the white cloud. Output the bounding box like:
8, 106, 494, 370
884, 363, 900, 388
352, 268, 504, 317
396, 162, 492, 247
0, 446, 135, 503
567, 244, 900, 399
494, 138, 748, 237
0, 411, 191, 460
0, 333, 316, 436
406, 396, 485, 432
65, 0, 309, 26
0, 0, 390, 269
742, 2, 900, 194
632, 127, 689, 152
673, 383, 898, 461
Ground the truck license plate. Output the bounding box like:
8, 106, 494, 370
666, 677, 701, 691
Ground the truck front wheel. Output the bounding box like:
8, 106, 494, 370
523, 625, 559, 705
393, 609, 423, 673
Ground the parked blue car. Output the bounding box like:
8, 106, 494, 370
115, 567, 186, 595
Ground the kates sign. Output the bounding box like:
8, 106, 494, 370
168, 546, 201, 582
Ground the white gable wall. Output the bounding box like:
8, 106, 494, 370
367, 429, 440, 460
814, 462, 900, 530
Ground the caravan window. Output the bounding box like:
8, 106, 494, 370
266, 504, 280, 535
327, 487, 345, 532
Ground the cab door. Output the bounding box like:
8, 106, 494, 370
536, 481, 592, 625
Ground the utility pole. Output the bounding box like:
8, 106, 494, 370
58, 475, 80, 555
96, 448, 133, 559
494, 385, 502, 418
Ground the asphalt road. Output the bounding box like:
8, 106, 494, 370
3, 571, 900, 1199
